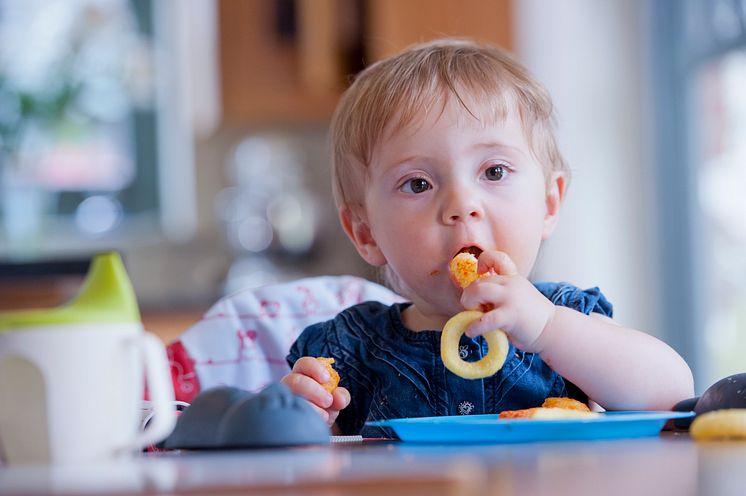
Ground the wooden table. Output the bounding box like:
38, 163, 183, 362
1, 433, 745, 495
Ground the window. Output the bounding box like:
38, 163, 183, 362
652, 0, 746, 389
0, 0, 196, 260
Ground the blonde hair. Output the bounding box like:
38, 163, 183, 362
330, 38, 569, 208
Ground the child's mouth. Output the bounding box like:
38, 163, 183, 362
455, 246, 483, 258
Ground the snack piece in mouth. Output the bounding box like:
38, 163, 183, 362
498, 397, 597, 419
316, 357, 340, 393
449, 250, 481, 289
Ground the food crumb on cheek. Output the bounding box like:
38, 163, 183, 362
480, 303, 494, 312
430, 269, 440, 276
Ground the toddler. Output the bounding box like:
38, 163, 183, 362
281, 39, 694, 436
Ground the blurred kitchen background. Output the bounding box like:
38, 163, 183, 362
0, 0, 744, 394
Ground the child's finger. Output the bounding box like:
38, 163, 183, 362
307, 401, 331, 424
293, 356, 331, 383
466, 307, 512, 338
330, 386, 351, 411
478, 250, 518, 276
460, 280, 505, 312
281, 372, 334, 408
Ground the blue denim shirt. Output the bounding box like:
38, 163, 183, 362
287, 282, 612, 437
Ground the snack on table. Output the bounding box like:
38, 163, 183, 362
499, 397, 598, 419
440, 250, 509, 380
315, 357, 340, 393
690, 409, 746, 441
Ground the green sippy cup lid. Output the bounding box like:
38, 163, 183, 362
0, 252, 141, 332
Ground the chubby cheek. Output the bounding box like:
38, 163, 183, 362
495, 215, 545, 276
492, 201, 544, 277
381, 229, 432, 278
369, 201, 427, 261
373, 224, 453, 296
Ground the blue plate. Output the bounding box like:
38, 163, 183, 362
366, 411, 694, 443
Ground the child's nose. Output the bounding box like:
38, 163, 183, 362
441, 190, 484, 224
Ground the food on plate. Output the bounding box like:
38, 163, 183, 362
541, 396, 591, 411
316, 357, 340, 393
440, 250, 509, 379
499, 408, 598, 420
499, 397, 598, 419
690, 409, 746, 441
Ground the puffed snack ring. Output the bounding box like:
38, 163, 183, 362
441, 250, 509, 379
441, 310, 510, 379
690, 409, 746, 441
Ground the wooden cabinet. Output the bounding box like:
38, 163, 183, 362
366, 0, 513, 61
218, 0, 344, 124
218, 0, 513, 124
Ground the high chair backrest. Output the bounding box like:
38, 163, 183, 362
167, 275, 405, 402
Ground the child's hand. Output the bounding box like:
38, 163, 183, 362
281, 356, 351, 427
460, 250, 556, 352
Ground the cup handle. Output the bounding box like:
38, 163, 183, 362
125, 332, 176, 451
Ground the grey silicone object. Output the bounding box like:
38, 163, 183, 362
694, 373, 746, 414
163, 382, 330, 449
671, 373, 746, 430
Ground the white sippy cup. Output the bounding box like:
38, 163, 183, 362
0, 252, 176, 465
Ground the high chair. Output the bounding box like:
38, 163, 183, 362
166, 275, 404, 402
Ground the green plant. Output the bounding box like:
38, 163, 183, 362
0, 1, 153, 173
0, 75, 82, 157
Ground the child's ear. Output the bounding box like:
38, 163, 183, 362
339, 205, 387, 266
542, 171, 567, 239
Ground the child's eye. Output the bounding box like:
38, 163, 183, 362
400, 177, 432, 194
485, 165, 507, 181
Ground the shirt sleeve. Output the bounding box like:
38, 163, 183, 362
287, 320, 333, 368
533, 282, 613, 317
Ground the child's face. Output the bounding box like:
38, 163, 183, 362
343, 94, 565, 321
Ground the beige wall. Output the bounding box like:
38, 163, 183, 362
515, 0, 661, 337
